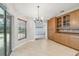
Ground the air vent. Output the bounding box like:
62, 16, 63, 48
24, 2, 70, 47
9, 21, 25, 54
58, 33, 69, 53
60, 10, 64, 13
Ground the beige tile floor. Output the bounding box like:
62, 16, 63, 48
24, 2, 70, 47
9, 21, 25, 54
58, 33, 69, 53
11, 39, 79, 56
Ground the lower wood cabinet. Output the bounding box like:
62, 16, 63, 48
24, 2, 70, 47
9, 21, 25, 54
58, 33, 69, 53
51, 33, 79, 50
69, 37, 79, 50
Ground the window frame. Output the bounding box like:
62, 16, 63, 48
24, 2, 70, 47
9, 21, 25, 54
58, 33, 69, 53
18, 18, 27, 40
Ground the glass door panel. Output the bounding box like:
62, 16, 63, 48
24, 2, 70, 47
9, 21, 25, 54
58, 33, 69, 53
6, 12, 11, 55
0, 5, 12, 56
0, 7, 5, 56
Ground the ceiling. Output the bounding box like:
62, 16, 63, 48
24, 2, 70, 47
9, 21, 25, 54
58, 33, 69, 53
7, 3, 79, 19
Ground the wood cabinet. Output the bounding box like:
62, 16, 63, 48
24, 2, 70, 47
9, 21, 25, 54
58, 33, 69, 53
63, 15, 70, 29
52, 33, 79, 50
57, 17, 62, 29
48, 9, 79, 50
48, 17, 57, 40
70, 10, 79, 30
57, 10, 79, 33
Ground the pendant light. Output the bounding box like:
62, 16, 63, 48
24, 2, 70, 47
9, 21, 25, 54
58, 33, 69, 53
34, 5, 42, 23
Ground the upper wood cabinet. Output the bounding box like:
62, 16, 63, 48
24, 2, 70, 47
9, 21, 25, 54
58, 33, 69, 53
56, 9, 79, 33
57, 17, 62, 29
70, 10, 79, 29
48, 10, 79, 34
63, 15, 70, 29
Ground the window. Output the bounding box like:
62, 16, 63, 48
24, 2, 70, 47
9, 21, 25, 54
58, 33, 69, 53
18, 18, 27, 40
34, 20, 45, 39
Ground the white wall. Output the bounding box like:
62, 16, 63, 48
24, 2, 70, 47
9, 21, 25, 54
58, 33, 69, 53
5, 3, 47, 51
43, 20, 48, 39
5, 4, 35, 50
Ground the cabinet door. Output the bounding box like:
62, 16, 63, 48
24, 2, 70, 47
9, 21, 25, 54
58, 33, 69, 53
69, 36, 79, 50
48, 18, 56, 40
70, 10, 79, 29
75, 10, 79, 29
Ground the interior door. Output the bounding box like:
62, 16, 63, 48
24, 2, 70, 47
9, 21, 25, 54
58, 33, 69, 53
0, 6, 5, 56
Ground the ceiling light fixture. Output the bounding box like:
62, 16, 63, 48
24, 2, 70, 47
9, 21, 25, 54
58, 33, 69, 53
34, 5, 42, 23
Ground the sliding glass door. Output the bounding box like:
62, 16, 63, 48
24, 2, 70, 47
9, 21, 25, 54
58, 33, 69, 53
0, 5, 12, 56
0, 7, 5, 56
6, 12, 12, 55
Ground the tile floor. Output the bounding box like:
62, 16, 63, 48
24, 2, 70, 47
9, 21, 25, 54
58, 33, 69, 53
11, 39, 78, 56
